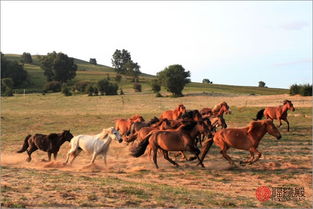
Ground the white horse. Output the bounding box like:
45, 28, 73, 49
64, 127, 122, 165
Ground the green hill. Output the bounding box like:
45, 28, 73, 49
3, 53, 288, 95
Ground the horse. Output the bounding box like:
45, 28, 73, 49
17, 130, 73, 162
181, 110, 203, 121
64, 127, 122, 165
199, 119, 282, 166
128, 116, 160, 136
200, 102, 231, 118
115, 115, 145, 136
254, 100, 295, 131
130, 122, 207, 168
160, 104, 186, 120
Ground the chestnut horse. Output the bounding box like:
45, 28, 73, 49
17, 130, 73, 162
115, 115, 145, 136
130, 122, 207, 168
199, 119, 281, 166
254, 100, 295, 131
200, 102, 231, 118
160, 104, 186, 120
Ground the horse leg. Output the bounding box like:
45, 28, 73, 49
53, 152, 58, 161
278, 118, 282, 128
220, 146, 235, 166
249, 148, 262, 164
162, 150, 179, 167
102, 154, 107, 166
46, 152, 52, 162
282, 118, 290, 132
90, 152, 98, 164
26, 145, 38, 162
152, 145, 159, 169
69, 149, 81, 164
240, 151, 255, 166
197, 138, 214, 164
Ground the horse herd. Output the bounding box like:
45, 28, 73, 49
17, 100, 295, 169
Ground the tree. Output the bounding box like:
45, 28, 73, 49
111, 49, 141, 77
151, 79, 161, 93
22, 52, 33, 64
1, 54, 28, 87
89, 58, 97, 65
258, 81, 266, 87
202, 78, 213, 84
39, 51, 77, 83
157, 64, 190, 97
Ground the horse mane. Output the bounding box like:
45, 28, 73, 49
283, 100, 291, 105
147, 117, 159, 126
180, 121, 197, 131
99, 128, 113, 139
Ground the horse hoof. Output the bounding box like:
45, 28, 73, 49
26, 158, 31, 162
41, 159, 48, 162
188, 156, 197, 161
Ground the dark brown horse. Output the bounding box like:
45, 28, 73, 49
17, 130, 73, 162
199, 119, 281, 166
160, 104, 186, 120
254, 100, 295, 131
130, 122, 207, 168
128, 116, 160, 136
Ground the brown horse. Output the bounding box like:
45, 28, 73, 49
200, 102, 231, 118
115, 115, 145, 137
199, 119, 282, 166
128, 116, 160, 136
160, 104, 186, 120
254, 100, 295, 131
17, 130, 73, 162
130, 122, 207, 168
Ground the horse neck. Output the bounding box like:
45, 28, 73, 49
281, 104, 290, 113
249, 125, 267, 142
57, 134, 67, 146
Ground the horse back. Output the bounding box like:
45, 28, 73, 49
31, 133, 53, 152
264, 106, 282, 119
154, 131, 189, 151
160, 110, 174, 120
214, 128, 253, 150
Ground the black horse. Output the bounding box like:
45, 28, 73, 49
17, 130, 73, 162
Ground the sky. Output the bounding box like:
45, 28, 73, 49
1, 1, 312, 88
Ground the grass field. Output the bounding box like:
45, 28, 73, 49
1, 91, 312, 208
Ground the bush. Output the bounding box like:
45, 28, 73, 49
87, 85, 94, 96
94, 87, 99, 96
75, 81, 91, 93
106, 83, 118, 95
133, 83, 142, 92
290, 84, 312, 96
1, 78, 14, 96
115, 74, 122, 82
119, 88, 124, 95
96, 79, 118, 95
62, 84, 72, 96
151, 79, 161, 93
44, 81, 61, 92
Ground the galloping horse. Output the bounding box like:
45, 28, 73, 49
160, 104, 186, 120
17, 130, 73, 162
64, 127, 122, 165
115, 115, 145, 137
128, 117, 160, 135
254, 100, 295, 131
200, 102, 231, 118
199, 119, 282, 166
130, 122, 207, 168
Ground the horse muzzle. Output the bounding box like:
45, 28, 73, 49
276, 135, 282, 140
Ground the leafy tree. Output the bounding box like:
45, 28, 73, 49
44, 81, 62, 92
39, 51, 77, 83
290, 83, 312, 96
202, 78, 213, 84
97, 79, 118, 95
1, 78, 14, 96
258, 81, 266, 87
62, 83, 72, 96
1, 54, 28, 87
157, 64, 190, 97
89, 58, 97, 65
22, 52, 33, 64
111, 49, 141, 77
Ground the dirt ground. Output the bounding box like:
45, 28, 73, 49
1, 94, 312, 208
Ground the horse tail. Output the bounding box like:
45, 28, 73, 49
254, 109, 265, 120
130, 133, 152, 157
17, 134, 32, 153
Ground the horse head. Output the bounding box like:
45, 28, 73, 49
221, 102, 231, 115
283, 100, 295, 112
62, 130, 74, 142
102, 127, 123, 143
177, 104, 187, 114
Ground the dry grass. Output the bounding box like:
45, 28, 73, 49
1, 93, 312, 208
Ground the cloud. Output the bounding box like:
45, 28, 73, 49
273, 58, 312, 67
280, 21, 309, 30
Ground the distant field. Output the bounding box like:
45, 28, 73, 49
4, 54, 289, 95
1, 92, 312, 208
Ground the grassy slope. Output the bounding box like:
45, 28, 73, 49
4, 54, 288, 95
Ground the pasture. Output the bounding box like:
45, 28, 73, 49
1, 92, 312, 208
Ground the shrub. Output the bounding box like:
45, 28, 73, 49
258, 81, 266, 88
87, 85, 94, 96
94, 87, 99, 96
115, 74, 122, 82
106, 83, 118, 95
151, 79, 161, 93
119, 88, 124, 95
133, 83, 142, 92
290, 84, 312, 96
62, 84, 72, 96
75, 81, 90, 93
97, 79, 118, 95
1, 78, 14, 97
44, 81, 61, 92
